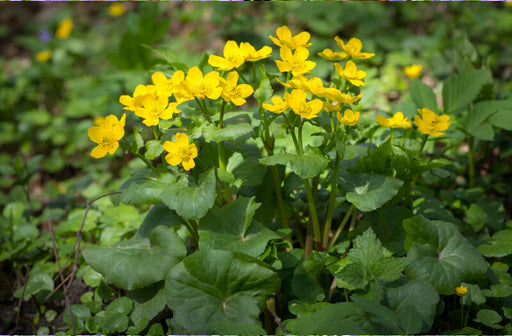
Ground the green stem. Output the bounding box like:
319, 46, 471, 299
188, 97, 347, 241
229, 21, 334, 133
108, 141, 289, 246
467, 135, 475, 187
460, 302, 464, 328
136, 153, 159, 177
151, 126, 160, 140
322, 152, 341, 250
327, 204, 355, 250
304, 179, 321, 243
217, 101, 232, 202
185, 219, 200, 248
195, 97, 213, 123
271, 166, 290, 230
418, 133, 429, 155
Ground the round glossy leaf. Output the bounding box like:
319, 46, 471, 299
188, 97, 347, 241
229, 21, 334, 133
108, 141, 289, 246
165, 249, 280, 334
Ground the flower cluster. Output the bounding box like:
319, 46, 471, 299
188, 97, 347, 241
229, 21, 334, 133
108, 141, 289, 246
87, 25, 452, 171
263, 26, 370, 125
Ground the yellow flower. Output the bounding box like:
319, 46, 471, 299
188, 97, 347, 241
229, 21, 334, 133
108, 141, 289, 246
269, 26, 312, 50
220, 71, 254, 106
323, 88, 363, 104
334, 60, 367, 87
108, 3, 126, 17
241, 42, 272, 62
337, 109, 360, 126
119, 84, 157, 112
151, 71, 186, 99
88, 114, 126, 158
317, 48, 347, 61
208, 40, 248, 71
284, 89, 323, 120
376, 112, 412, 129
56, 18, 73, 39
414, 108, 451, 137
334, 37, 374, 60
182, 66, 222, 100
134, 95, 179, 127
404, 64, 423, 79
506, 1, 512, 7
275, 47, 316, 77
163, 133, 198, 171
323, 101, 341, 113
262, 96, 288, 114
283, 76, 327, 97
456, 286, 468, 296
36, 50, 52, 62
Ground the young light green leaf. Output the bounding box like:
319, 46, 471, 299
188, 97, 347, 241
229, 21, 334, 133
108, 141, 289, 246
410, 79, 437, 112
478, 230, 512, 258
442, 68, 492, 114
260, 152, 328, 179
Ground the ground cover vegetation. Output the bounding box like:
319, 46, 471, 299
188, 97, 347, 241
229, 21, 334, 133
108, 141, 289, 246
1, 2, 512, 334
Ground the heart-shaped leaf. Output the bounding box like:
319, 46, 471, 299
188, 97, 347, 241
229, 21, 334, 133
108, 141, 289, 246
160, 169, 216, 220
165, 249, 280, 334
403, 215, 488, 295
83, 226, 186, 290
260, 152, 328, 179
339, 170, 403, 212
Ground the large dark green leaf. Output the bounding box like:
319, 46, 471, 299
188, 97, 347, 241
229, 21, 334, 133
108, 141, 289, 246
386, 279, 439, 332
111, 171, 176, 206
403, 215, 488, 294
165, 249, 280, 334
83, 226, 186, 290
442, 68, 492, 114
339, 170, 403, 212
203, 123, 253, 143
199, 197, 280, 257
260, 152, 328, 179
135, 203, 185, 239
284, 302, 372, 334
160, 169, 216, 220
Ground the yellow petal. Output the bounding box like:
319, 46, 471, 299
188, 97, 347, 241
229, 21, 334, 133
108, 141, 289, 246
182, 158, 195, 171
175, 133, 189, 147
91, 145, 107, 158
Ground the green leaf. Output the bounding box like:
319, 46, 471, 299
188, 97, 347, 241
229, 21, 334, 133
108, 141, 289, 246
260, 152, 328, 179
83, 226, 186, 290
284, 302, 372, 334
464, 100, 511, 140
410, 79, 438, 112
135, 203, 185, 239
488, 103, 512, 130
339, 170, 403, 212
165, 249, 280, 334
105, 297, 133, 315
160, 169, 216, 220
208, 321, 266, 335
352, 297, 404, 333
442, 68, 492, 114
479, 230, 512, 258
203, 123, 253, 143
466, 200, 505, 232
145, 140, 163, 160
334, 229, 407, 290
359, 205, 412, 255
481, 284, 512, 298
403, 215, 488, 295
474, 309, 503, 329
199, 197, 280, 257
386, 280, 439, 332
130, 287, 166, 322
111, 171, 176, 206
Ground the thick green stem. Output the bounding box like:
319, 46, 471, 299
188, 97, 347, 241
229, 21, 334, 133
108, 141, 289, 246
304, 179, 321, 243
217, 101, 232, 202
271, 166, 290, 230
185, 219, 200, 249
151, 126, 160, 140
195, 97, 213, 123
328, 204, 355, 250
467, 135, 475, 187
322, 152, 341, 250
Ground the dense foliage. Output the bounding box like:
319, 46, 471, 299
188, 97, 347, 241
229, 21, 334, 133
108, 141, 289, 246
1, 3, 512, 334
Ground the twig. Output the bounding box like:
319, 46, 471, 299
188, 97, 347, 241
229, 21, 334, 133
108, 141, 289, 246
49, 217, 75, 334
266, 297, 286, 334
13, 265, 30, 334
